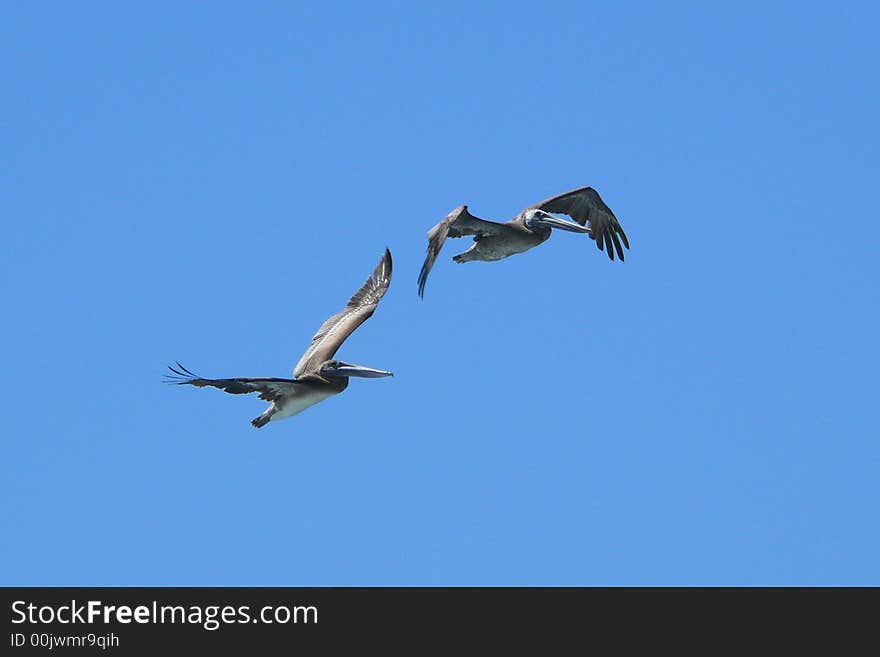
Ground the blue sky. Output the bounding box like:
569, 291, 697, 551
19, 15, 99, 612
2, 2, 878, 585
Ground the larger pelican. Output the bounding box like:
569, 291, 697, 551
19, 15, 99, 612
167, 249, 393, 428
418, 186, 629, 297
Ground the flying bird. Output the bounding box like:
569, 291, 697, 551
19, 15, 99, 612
166, 249, 394, 428
418, 186, 629, 297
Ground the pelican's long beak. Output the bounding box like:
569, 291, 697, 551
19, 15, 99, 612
326, 362, 394, 378
534, 212, 591, 233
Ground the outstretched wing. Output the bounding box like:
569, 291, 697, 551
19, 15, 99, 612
530, 186, 629, 261
165, 362, 301, 402
293, 248, 393, 377
417, 205, 506, 297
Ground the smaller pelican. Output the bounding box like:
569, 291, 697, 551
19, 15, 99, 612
167, 249, 393, 428
418, 186, 629, 297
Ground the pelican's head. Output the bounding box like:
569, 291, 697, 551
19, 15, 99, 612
320, 359, 394, 379
524, 209, 591, 234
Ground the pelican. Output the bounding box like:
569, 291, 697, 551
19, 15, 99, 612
166, 249, 393, 428
418, 186, 629, 297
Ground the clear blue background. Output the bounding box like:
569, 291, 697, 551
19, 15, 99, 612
3, 2, 878, 585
